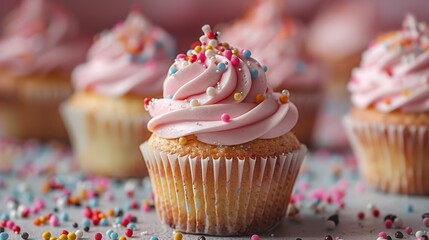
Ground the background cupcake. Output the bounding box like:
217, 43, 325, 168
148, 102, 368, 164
141, 25, 306, 235
344, 15, 429, 195
0, 0, 89, 142
220, 0, 327, 146
61, 10, 176, 178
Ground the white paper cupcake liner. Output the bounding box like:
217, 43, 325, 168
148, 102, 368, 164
61, 102, 150, 178
140, 142, 307, 235
343, 115, 429, 195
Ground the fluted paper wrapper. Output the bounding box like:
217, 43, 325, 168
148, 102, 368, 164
343, 115, 429, 195
140, 142, 306, 235
61, 102, 150, 178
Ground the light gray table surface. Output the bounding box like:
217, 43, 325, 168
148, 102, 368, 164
0, 140, 428, 240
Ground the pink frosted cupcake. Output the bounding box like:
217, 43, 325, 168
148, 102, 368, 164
140, 25, 306, 235
221, 0, 327, 146
0, 0, 89, 142
344, 15, 429, 195
61, 11, 176, 178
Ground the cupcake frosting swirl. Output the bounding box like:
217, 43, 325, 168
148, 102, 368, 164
0, 0, 88, 74
72, 11, 176, 97
220, 0, 322, 89
146, 25, 298, 146
349, 15, 429, 113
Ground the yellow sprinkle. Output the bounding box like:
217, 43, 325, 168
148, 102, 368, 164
255, 93, 265, 104
174, 232, 183, 240
279, 94, 289, 104
402, 89, 411, 97
68, 232, 76, 240
42, 231, 52, 240
59, 234, 68, 240
178, 137, 187, 145
119, 237, 127, 240
232, 49, 239, 55
234, 92, 242, 101
222, 42, 230, 49
50, 237, 57, 240
194, 45, 202, 53
98, 213, 106, 219
205, 45, 213, 50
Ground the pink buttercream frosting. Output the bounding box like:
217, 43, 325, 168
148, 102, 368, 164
349, 15, 429, 113
220, 0, 323, 90
72, 11, 176, 97
146, 25, 298, 146
0, 0, 88, 75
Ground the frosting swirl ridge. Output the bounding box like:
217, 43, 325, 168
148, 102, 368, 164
349, 15, 429, 113
146, 25, 298, 146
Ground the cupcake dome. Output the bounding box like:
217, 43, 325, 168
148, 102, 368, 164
344, 14, 429, 195
141, 25, 306, 235
62, 10, 176, 178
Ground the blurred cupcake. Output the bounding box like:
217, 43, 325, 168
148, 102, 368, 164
140, 25, 306, 235
344, 15, 429, 195
220, 0, 327, 146
0, 0, 89, 142
61, 10, 176, 178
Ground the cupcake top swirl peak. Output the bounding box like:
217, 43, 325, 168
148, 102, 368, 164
0, 0, 88, 74
72, 10, 176, 97
349, 14, 429, 113
146, 25, 298, 146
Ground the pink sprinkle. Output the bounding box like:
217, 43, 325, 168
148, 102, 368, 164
197, 52, 206, 62
309, 188, 325, 200
384, 219, 392, 228
6, 220, 15, 229
378, 232, 387, 238
123, 213, 132, 221
224, 50, 232, 60
30, 206, 39, 214
34, 198, 45, 209
231, 56, 239, 67
49, 215, 59, 227
423, 217, 429, 227
405, 227, 413, 235
177, 53, 187, 59
142, 203, 151, 212
250, 234, 260, 240
221, 113, 230, 123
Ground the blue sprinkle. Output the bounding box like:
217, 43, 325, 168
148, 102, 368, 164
123, 203, 131, 211
262, 65, 268, 72
106, 229, 114, 238
0, 213, 9, 221
242, 49, 251, 59
126, 54, 135, 62
217, 62, 226, 72
250, 69, 259, 79
295, 60, 307, 73
110, 232, 119, 240
114, 217, 122, 225
127, 222, 136, 230
88, 198, 99, 208
150, 236, 159, 240
186, 49, 193, 56
167, 95, 173, 99
100, 218, 109, 227
0, 232, 9, 240
406, 204, 413, 213
60, 213, 69, 222
169, 66, 178, 75
82, 218, 91, 227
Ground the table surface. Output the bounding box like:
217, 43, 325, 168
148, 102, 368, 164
1, 139, 428, 240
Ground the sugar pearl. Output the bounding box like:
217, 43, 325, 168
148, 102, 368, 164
190, 99, 200, 107
206, 87, 216, 96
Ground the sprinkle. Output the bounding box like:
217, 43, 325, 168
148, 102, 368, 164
224, 50, 232, 60
190, 99, 199, 107
262, 65, 268, 72
110, 232, 119, 240
207, 31, 214, 39
279, 94, 289, 104
221, 113, 230, 122
0, 233, 8, 240
42, 232, 51, 240
94, 233, 102, 240
21, 232, 29, 239
169, 66, 178, 75
405, 226, 413, 234
49, 215, 59, 227
250, 69, 259, 78
325, 220, 335, 230
205, 49, 215, 58
189, 54, 197, 63
67, 232, 76, 240
125, 229, 133, 237
173, 232, 183, 240
251, 234, 260, 240
324, 235, 333, 240
206, 87, 216, 96
197, 52, 206, 62
232, 49, 239, 55
205, 45, 213, 50
357, 211, 365, 220
149, 236, 159, 240
178, 137, 187, 145
378, 232, 387, 238
176, 54, 187, 60
393, 217, 403, 228
255, 93, 265, 104
75, 230, 83, 238
242, 49, 251, 59
234, 92, 242, 101
384, 219, 393, 228
194, 45, 202, 53
424, 217, 429, 227
186, 49, 193, 56
395, 231, 404, 239
119, 237, 126, 240
231, 56, 240, 67
416, 231, 425, 238
217, 62, 226, 72
208, 39, 218, 47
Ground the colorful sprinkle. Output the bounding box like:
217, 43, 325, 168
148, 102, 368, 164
255, 93, 265, 104
169, 66, 178, 75
262, 65, 268, 72
279, 94, 289, 104
234, 92, 242, 101
217, 62, 226, 72
251, 234, 260, 240
250, 69, 259, 78
231, 56, 240, 67
178, 137, 187, 145
173, 232, 183, 240
242, 49, 251, 59
221, 113, 231, 123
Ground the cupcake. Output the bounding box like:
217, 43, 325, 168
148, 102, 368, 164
140, 25, 306, 235
344, 15, 429, 195
220, 0, 326, 146
0, 0, 89, 142
61, 11, 176, 178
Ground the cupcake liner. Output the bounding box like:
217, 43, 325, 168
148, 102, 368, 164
60, 102, 150, 178
343, 115, 429, 195
140, 142, 306, 235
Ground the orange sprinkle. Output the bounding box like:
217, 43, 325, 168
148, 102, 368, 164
33, 218, 41, 226
255, 93, 265, 104
98, 213, 106, 219
279, 94, 289, 104
384, 98, 391, 105
107, 208, 115, 217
